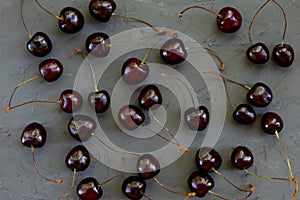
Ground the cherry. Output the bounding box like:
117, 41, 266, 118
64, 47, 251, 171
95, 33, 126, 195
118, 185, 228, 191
88, 90, 110, 113
137, 154, 160, 180
138, 85, 162, 110
27, 32, 52, 57
272, 44, 295, 67
160, 38, 187, 65
59, 89, 83, 113
184, 106, 209, 131
118, 105, 145, 130
195, 147, 222, 173
188, 171, 214, 198
86, 32, 111, 57
68, 115, 96, 142
246, 43, 269, 64
231, 146, 254, 170
65, 145, 90, 172
122, 176, 147, 200
232, 104, 256, 125
247, 82, 273, 107
89, 0, 116, 22
39, 59, 63, 82
121, 58, 150, 85
261, 112, 283, 135
77, 177, 103, 200
58, 7, 84, 34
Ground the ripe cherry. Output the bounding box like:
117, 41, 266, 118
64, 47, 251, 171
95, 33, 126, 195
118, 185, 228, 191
232, 104, 256, 125
246, 43, 269, 64
122, 176, 147, 200
27, 32, 52, 57
121, 58, 150, 85
68, 115, 96, 142
138, 85, 162, 110
77, 177, 103, 200
118, 105, 145, 130
65, 145, 91, 172
261, 112, 283, 135
160, 38, 187, 65
195, 147, 222, 173
88, 90, 110, 113
246, 82, 273, 107
39, 59, 63, 82
188, 171, 214, 198
231, 146, 254, 170
59, 89, 83, 113
184, 106, 209, 131
89, 0, 116, 22
86, 32, 111, 57
272, 44, 295, 67
58, 7, 84, 34
137, 154, 160, 180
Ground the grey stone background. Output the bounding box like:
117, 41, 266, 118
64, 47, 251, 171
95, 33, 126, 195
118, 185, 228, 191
0, 0, 300, 199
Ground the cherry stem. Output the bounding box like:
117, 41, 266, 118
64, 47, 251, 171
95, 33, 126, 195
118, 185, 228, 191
34, 0, 63, 21
142, 192, 153, 200
248, 0, 272, 46
4, 100, 61, 113
31, 146, 62, 183
99, 158, 126, 186
223, 77, 236, 110
141, 35, 167, 65
149, 108, 189, 152
74, 48, 99, 92
271, 0, 288, 46
20, 0, 32, 38
208, 190, 229, 200
153, 177, 196, 198
178, 6, 223, 19
243, 168, 292, 181
55, 169, 76, 200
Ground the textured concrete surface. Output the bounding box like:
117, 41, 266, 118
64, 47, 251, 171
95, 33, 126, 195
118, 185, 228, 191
0, 0, 300, 199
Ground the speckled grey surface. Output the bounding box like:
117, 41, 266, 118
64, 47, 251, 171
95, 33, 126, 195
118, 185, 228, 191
1, 0, 300, 199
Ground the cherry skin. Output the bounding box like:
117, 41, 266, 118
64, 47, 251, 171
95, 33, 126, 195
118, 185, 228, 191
272, 44, 295, 67
65, 145, 90, 172
231, 146, 254, 170
21, 122, 47, 148
246, 43, 269, 64
59, 89, 83, 113
138, 85, 162, 110
121, 58, 149, 85
261, 112, 283, 135
188, 171, 214, 198
27, 32, 52, 57
68, 115, 97, 142
160, 38, 187, 65
89, 0, 116, 22
122, 176, 146, 200
59, 7, 84, 34
232, 104, 256, 125
88, 90, 110, 113
247, 82, 273, 107
118, 105, 145, 130
86, 32, 110, 57
39, 59, 63, 82
217, 7, 242, 33
137, 154, 160, 180
77, 177, 103, 200
184, 106, 209, 131
195, 147, 222, 173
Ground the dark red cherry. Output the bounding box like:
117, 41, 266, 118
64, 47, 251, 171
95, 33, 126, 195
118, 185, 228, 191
272, 44, 295, 67
261, 112, 283, 135
27, 32, 52, 57
118, 105, 145, 130
137, 154, 160, 180
59, 7, 84, 34
122, 176, 146, 200
65, 145, 90, 172
160, 38, 187, 65
231, 146, 254, 170
88, 90, 110, 113
77, 177, 103, 200
68, 115, 96, 142
86, 32, 110, 57
121, 58, 149, 85
59, 89, 83, 113
232, 104, 256, 125
21, 122, 47, 148
246, 43, 269, 64
138, 85, 162, 110
89, 0, 116, 22
188, 171, 214, 198
195, 147, 222, 173
184, 106, 209, 131
39, 59, 63, 82
247, 82, 273, 107
217, 7, 242, 33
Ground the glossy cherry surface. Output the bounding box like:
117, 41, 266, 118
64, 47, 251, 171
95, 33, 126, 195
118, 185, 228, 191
68, 115, 96, 142
232, 104, 256, 125
138, 85, 162, 110
195, 147, 222, 173
231, 146, 254, 170
137, 154, 160, 180
77, 177, 103, 200
59, 89, 83, 113
160, 38, 187, 65
261, 112, 283, 135
122, 176, 146, 200
188, 171, 214, 198
184, 106, 209, 131
39, 59, 63, 82
272, 44, 295, 67
247, 82, 273, 107
89, 0, 116, 22
59, 7, 84, 34
86, 32, 110, 57
27, 32, 52, 57
118, 105, 145, 130
88, 90, 110, 113
246, 43, 269, 64
21, 122, 47, 148
217, 7, 242, 33
121, 58, 149, 85
65, 145, 90, 172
